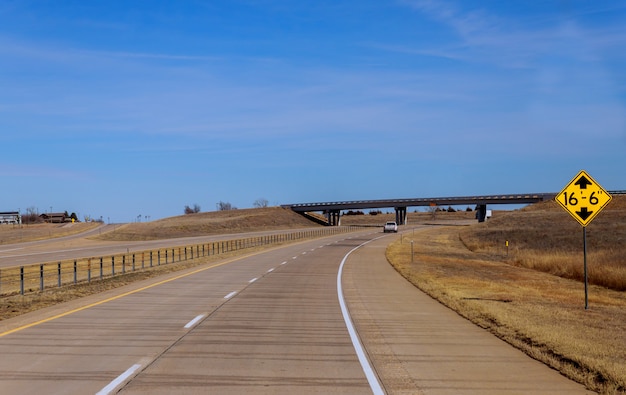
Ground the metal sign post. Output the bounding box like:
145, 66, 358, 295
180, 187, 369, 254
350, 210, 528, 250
583, 227, 588, 309
556, 170, 612, 309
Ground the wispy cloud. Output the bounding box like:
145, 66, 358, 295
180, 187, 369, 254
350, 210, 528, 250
399, 0, 626, 69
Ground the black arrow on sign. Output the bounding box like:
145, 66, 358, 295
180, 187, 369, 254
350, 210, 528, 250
576, 207, 593, 221
575, 176, 593, 189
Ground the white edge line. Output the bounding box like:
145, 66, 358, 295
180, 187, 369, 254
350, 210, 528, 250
281, 261, 287, 265
337, 237, 386, 395
224, 291, 237, 299
0, 247, 24, 253
267, 268, 275, 273
249, 277, 258, 283
96, 363, 142, 395
184, 314, 205, 329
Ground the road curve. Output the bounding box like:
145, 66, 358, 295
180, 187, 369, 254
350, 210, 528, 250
342, 232, 594, 394
0, 229, 593, 394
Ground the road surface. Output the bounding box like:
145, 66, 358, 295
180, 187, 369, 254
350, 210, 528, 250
0, 229, 594, 394
0, 225, 329, 268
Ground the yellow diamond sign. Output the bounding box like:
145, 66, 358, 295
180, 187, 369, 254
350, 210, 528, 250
556, 170, 612, 227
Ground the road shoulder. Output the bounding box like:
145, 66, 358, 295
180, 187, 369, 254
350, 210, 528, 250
341, 233, 594, 394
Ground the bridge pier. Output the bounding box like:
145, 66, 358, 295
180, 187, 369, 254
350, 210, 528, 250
475, 204, 487, 222
395, 207, 407, 225
327, 210, 341, 226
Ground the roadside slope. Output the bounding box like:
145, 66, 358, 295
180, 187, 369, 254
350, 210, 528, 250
94, 207, 322, 241
344, 234, 593, 394
387, 222, 626, 394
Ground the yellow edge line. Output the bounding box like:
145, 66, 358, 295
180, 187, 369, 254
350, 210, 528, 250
0, 257, 239, 338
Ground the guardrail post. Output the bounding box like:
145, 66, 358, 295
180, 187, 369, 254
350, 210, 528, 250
150, 251, 153, 267
58, 262, 61, 287
112, 256, 115, 276
88, 259, 91, 283
100, 258, 103, 280
165, 250, 168, 264
157, 250, 161, 266
74, 260, 77, 284
132, 254, 135, 271
142, 253, 145, 269
122, 255, 126, 274
20, 266, 24, 295
40, 264, 44, 291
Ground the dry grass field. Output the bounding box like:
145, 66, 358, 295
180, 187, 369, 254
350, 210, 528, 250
387, 195, 626, 394
95, 207, 323, 241
0, 222, 101, 245
460, 196, 626, 291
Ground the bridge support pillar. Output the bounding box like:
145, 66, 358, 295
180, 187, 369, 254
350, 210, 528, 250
395, 207, 407, 225
475, 204, 487, 222
326, 210, 341, 226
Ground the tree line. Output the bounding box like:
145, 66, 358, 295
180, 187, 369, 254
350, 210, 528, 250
184, 198, 269, 215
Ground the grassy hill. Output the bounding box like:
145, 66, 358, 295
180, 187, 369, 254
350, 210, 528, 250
95, 207, 323, 241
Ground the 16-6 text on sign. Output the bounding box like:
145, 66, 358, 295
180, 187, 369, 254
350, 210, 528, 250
556, 170, 612, 227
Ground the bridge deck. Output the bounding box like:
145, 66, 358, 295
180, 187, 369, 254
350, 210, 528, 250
282, 193, 558, 213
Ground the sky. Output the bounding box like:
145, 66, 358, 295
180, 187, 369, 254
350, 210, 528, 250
1, 1, 625, 222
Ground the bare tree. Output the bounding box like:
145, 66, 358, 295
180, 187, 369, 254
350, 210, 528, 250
427, 205, 438, 220
184, 204, 201, 214
253, 198, 269, 208
217, 201, 236, 211
23, 206, 42, 224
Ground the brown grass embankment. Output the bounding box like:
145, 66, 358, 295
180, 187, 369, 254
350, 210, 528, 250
387, 227, 626, 394
386, 197, 626, 394
459, 196, 626, 291
0, 222, 101, 245
94, 207, 323, 241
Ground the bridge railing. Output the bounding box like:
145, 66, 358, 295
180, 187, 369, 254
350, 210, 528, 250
0, 226, 360, 297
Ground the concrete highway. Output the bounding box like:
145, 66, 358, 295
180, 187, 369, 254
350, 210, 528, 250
0, 228, 593, 394
0, 225, 330, 269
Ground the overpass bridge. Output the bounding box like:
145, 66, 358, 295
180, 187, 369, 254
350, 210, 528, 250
283, 191, 626, 226
282, 193, 557, 226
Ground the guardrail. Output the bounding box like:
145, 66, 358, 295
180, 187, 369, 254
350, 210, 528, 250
0, 226, 360, 297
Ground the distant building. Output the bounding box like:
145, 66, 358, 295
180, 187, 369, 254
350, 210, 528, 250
0, 211, 21, 225
39, 212, 69, 223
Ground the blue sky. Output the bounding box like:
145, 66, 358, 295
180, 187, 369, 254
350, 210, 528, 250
1, 1, 625, 222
